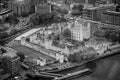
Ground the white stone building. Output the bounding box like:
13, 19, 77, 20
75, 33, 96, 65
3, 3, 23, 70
71, 21, 91, 41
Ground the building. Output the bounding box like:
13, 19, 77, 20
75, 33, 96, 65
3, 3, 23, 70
3, 56, 21, 76
85, 37, 112, 55
32, 0, 47, 5
52, 0, 65, 4
8, 0, 32, 16
0, 47, 21, 76
0, 0, 10, 8
71, 26, 83, 41
71, 21, 91, 41
51, 1, 69, 15
0, 9, 13, 22
35, 3, 52, 14
101, 10, 120, 26
112, 0, 120, 5
82, 3, 115, 21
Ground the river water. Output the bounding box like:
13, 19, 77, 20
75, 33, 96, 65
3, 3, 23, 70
73, 53, 120, 80
27, 53, 120, 80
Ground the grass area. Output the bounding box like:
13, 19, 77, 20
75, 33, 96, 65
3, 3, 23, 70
12, 45, 55, 62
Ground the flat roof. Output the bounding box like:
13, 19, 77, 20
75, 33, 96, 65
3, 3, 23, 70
0, 9, 12, 15
15, 28, 41, 40
106, 10, 120, 14
84, 3, 114, 10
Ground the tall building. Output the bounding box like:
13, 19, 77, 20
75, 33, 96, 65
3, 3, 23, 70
35, 3, 52, 14
8, 0, 32, 16
102, 10, 120, 26
0, 9, 13, 22
82, 3, 115, 21
112, 0, 120, 5
3, 56, 21, 76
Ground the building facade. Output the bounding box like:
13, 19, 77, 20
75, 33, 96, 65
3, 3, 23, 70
82, 4, 115, 21
71, 21, 91, 41
102, 10, 120, 26
3, 56, 21, 76
35, 3, 52, 14
0, 9, 13, 22
8, 0, 32, 16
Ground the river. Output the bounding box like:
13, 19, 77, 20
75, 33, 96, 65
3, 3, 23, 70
26, 53, 120, 80
73, 53, 120, 80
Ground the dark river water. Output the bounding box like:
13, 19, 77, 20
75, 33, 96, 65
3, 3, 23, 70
74, 53, 120, 80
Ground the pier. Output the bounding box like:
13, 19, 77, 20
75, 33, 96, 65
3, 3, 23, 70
53, 68, 92, 80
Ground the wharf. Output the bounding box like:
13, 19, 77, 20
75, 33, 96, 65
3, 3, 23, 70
53, 68, 92, 80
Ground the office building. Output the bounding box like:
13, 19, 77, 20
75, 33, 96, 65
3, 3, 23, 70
112, 0, 120, 5
8, 0, 32, 16
32, 0, 47, 5
3, 56, 21, 76
35, 3, 52, 14
0, 9, 13, 22
102, 10, 120, 26
82, 3, 115, 21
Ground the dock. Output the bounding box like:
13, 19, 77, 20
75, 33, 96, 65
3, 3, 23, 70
53, 68, 92, 80
26, 72, 63, 79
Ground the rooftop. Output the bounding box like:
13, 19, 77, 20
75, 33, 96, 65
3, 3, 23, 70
15, 28, 41, 40
105, 10, 120, 15
84, 3, 115, 10
12, 0, 31, 4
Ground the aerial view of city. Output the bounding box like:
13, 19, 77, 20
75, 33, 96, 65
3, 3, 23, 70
0, 0, 120, 80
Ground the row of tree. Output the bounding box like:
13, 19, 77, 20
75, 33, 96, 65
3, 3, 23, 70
0, 29, 19, 39
5, 15, 19, 24
30, 12, 63, 25
71, 4, 84, 16
94, 29, 120, 43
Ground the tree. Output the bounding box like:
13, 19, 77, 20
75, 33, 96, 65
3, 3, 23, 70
68, 54, 76, 62
21, 13, 29, 17
0, 32, 8, 39
104, 30, 120, 42
16, 52, 25, 62
109, 32, 120, 42
71, 4, 84, 15
62, 29, 71, 40
30, 14, 40, 25
5, 15, 19, 24
9, 29, 18, 35
0, 48, 7, 54
93, 30, 104, 37
52, 34, 60, 46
